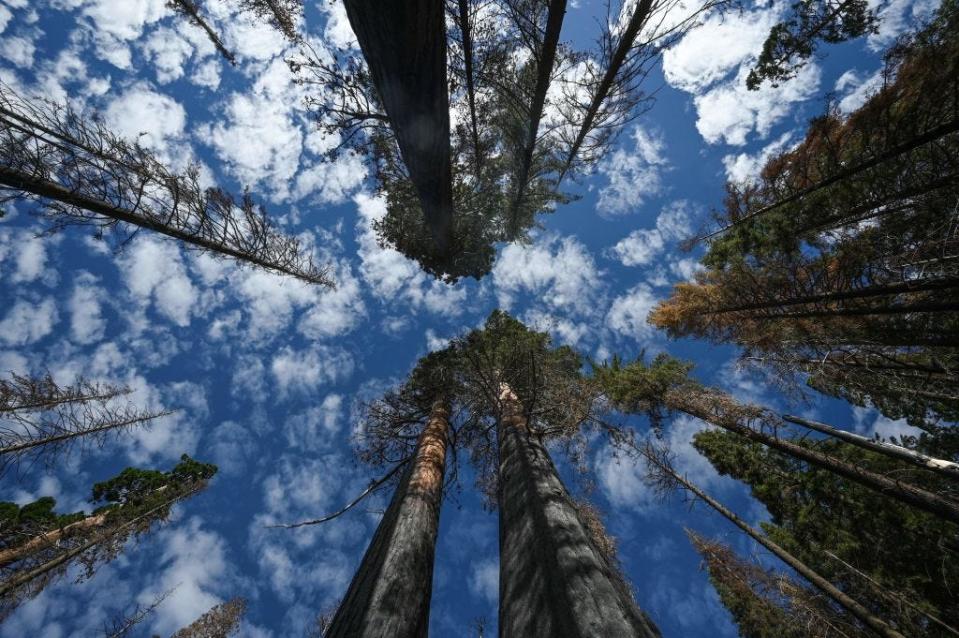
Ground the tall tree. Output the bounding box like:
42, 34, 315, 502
640, 441, 908, 638
593, 354, 959, 524
324, 395, 450, 637
0, 82, 332, 286
0, 372, 170, 477
442, 311, 659, 637
687, 530, 870, 638
691, 428, 959, 635
170, 597, 247, 638
341, 0, 455, 254
652, 4, 959, 444
0, 455, 217, 618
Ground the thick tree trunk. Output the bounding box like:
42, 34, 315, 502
497, 384, 660, 638
456, 0, 483, 176
782, 414, 959, 480
643, 450, 907, 638
342, 0, 454, 253
507, 0, 567, 236
669, 390, 959, 524
326, 398, 450, 638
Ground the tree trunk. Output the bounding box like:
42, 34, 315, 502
558, 0, 653, 180
0, 167, 329, 285
0, 412, 164, 456
706, 276, 959, 315
0, 513, 107, 568
342, 0, 454, 253
668, 389, 959, 524
507, 0, 567, 236
643, 449, 907, 638
782, 414, 959, 480
326, 398, 450, 638
167, 0, 236, 64
456, 0, 483, 176
497, 383, 660, 638
703, 115, 959, 240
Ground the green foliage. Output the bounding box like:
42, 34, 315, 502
747, 0, 878, 90
590, 353, 694, 417
0, 497, 86, 549
694, 429, 959, 633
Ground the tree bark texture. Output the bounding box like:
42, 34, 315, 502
342, 0, 454, 252
0, 513, 107, 568
497, 384, 661, 638
326, 398, 450, 638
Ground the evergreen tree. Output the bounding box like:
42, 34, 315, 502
692, 429, 959, 636
688, 530, 869, 638
0, 455, 217, 619
651, 3, 959, 445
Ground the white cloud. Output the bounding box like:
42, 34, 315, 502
270, 345, 355, 396
1, 229, 50, 284
104, 84, 187, 159
851, 405, 924, 443
835, 68, 883, 114
663, 4, 821, 146
493, 234, 603, 317
596, 127, 668, 215
140, 26, 196, 83
283, 395, 344, 452
596, 415, 727, 511
69, 272, 106, 344
869, 0, 939, 50
722, 131, 795, 183
118, 237, 198, 327
0, 33, 37, 68
75, 0, 169, 69
0, 297, 57, 346
468, 557, 498, 605
609, 200, 693, 267
354, 193, 469, 315
605, 284, 659, 342
191, 58, 221, 89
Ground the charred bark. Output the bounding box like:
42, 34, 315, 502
497, 384, 660, 638
342, 0, 454, 253
326, 398, 450, 638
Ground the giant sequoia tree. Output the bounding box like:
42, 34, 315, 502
0, 455, 217, 619
651, 3, 959, 451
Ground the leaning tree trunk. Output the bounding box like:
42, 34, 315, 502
668, 389, 959, 524
326, 398, 450, 638
497, 384, 661, 638
0, 512, 108, 568
782, 414, 959, 481
342, 0, 454, 253
643, 449, 907, 638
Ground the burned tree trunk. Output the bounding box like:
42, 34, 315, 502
342, 0, 454, 253
326, 398, 450, 638
497, 384, 660, 638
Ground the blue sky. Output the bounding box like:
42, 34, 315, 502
0, 0, 939, 635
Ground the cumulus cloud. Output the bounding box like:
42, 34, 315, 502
104, 83, 187, 159
270, 345, 355, 396
118, 237, 198, 327
69, 272, 107, 344
663, 4, 820, 146
722, 131, 795, 183
609, 200, 693, 267
596, 126, 668, 215
605, 284, 659, 342
468, 557, 499, 605
0, 297, 58, 346
835, 68, 884, 114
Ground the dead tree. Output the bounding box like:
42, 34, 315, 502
167, 0, 237, 65
0, 372, 170, 478
341, 0, 455, 253
0, 82, 332, 286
